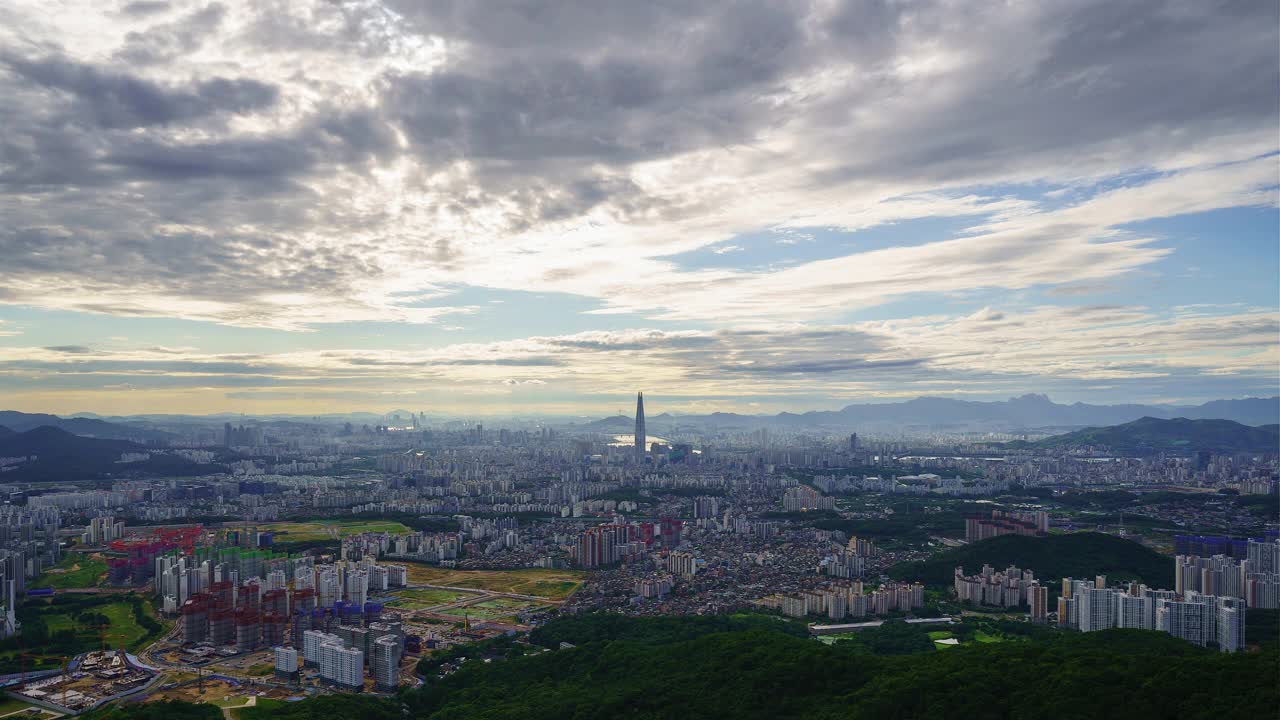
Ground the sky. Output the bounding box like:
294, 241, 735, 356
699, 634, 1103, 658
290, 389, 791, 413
0, 0, 1277, 417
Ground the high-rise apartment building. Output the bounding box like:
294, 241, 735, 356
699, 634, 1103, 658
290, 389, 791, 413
1029, 584, 1048, 623
273, 645, 299, 681
319, 641, 363, 690
302, 629, 341, 667
372, 634, 402, 691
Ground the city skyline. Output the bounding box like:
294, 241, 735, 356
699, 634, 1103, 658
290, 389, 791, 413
0, 1, 1276, 416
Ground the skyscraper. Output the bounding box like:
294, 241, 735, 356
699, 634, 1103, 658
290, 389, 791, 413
634, 391, 646, 463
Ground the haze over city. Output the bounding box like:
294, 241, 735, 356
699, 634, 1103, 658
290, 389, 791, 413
1, 1, 1276, 417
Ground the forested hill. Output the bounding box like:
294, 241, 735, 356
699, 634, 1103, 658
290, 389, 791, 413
0, 426, 210, 482
1016, 416, 1280, 454
85, 615, 1276, 720
888, 532, 1173, 587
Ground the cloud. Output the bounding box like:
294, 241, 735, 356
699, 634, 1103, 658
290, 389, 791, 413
119, 1, 171, 17
1, 52, 278, 129
0, 0, 1271, 331
0, 1, 1275, 413
2, 304, 1274, 411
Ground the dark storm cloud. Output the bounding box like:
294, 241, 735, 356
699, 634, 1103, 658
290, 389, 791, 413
1, 53, 278, 129
812, 0, 1280, 184
0, 223, 386, 312
382, 1, 802, 185
374, 0, 1278, 227
104, 135, 315, 180
42, 345, 94, 354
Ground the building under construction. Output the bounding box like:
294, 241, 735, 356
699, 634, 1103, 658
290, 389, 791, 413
235, 608, 260, 652
262, 613, 286, 647
263, 588, 289, 616
209, 606, 235, 646
180, 595, 209, 644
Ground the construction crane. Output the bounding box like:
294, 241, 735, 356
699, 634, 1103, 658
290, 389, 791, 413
94, 623, 127, 653
59, 656, 68, 708
16, 649, 33, 689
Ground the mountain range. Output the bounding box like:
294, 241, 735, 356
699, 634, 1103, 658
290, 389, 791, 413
4, 395, 1278, 438
0, 411, 174, 443
573, 394, 1280, 432
0, 425, 206, 482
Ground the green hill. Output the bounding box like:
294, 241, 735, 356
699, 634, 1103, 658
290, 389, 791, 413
888, 532, 1172, 587
0, 426, 212, 482
85, 614, 1277, 720
1019, 416, 1279, 454
93, 618, 1279, 720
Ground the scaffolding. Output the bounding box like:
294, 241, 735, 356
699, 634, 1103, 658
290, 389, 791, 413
234, 608, 260, 652
180, 595, 209, 643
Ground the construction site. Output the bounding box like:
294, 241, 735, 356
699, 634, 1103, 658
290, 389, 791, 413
8, 650, 157, 713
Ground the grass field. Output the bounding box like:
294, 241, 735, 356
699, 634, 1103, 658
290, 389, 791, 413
973, 630, 1005, 643
926, 630, 953, 641
30, 554, 108, 589
814, 632, 859, 645
261, 520, 412, 543
0, 698, 36, 716
402, 565, 585, 601
41, 598, 162, 650
457, 598, 552, 624
385, 588, 475, 609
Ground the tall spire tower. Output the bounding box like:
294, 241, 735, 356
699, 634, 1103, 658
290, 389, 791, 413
634, 391, 646, 463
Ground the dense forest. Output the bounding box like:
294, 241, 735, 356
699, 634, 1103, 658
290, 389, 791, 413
85, 614, 1276, 720
888, 531, 1173, 587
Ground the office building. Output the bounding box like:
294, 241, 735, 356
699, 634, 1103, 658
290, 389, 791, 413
634, 391, 646, 463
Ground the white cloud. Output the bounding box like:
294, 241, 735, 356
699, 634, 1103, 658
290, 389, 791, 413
0, 1, 1273, 330
1, 305, 1273, 412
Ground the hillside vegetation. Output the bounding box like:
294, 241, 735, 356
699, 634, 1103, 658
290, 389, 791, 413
0, 426, 210, 481
85, 614, 1277, 720
888, 532, 1173, 587
1018, 416, 1279, 454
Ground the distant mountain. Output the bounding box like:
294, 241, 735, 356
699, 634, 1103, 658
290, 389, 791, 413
594, 395, 1280, 432
573, 415, 634, 432
0, 426, 206, 482
0, 411, 174, 443
1024, 417, 1280, 455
